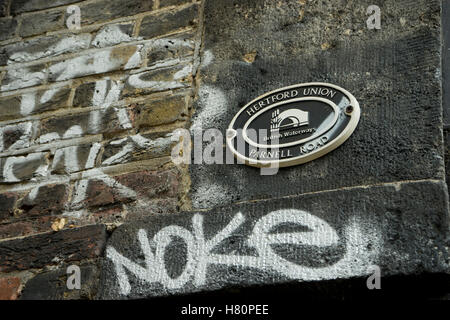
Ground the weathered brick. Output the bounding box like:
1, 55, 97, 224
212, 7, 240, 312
73, 78, 125, 108
51, 143, 98, 174
48, 45, 143, 82
80, 169, 180, 209
139, 3, 199, 39
0, 192, 18, 222
121, 64, 192, 98
0, 121, 35, 152
101, 132, 175, 166
0, 87, 70, 120
76, 0, 153, 26
0, 17, 17, 41
39, 108, 133, 144
72, 82, 96, 108
0, 224, 106, 272
18, 184, 69, 217
20, 264, 99, 300
146, 32, 195, 66
0, 216, 55, 240
115, 169, 180, 199
19, 10, 64, 38
0, 277, 21, 300
91, 23, 135, 48
11, 0, 80, 15
133, 94, 189, 129
0, 63, 47, 92
82, 179, 136, 209
0, 33, 92, 66
0, 152, 49, 183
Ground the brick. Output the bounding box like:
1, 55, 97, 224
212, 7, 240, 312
51, 143, 98, 174
121, 64, 192, 98
0, 17, 17, 41
19, 10, 64, 38
133, 94, 189, 129
146, 32, 195, 66
20, 264, 99, 300
18, 184, 69, 217
0, 87, 70, 120
139, 3, 199, 39
0, 63, 47, 92
101, 132, 175, 166
0, 216, 55, 240
91, 23, 135, 48
0, 152, 49, 183
80, 169, 180, 210
0, 224, 106, 272
39, 108, 132, 144
0, 277, 21, 300
0, 122, 35, 152
11, 0, 80, 15
72, 82, 96, 108
76, 0, 153, 26
72, 78, 126, 108
0, 33, 92, 66
82, 179, 136, 209
48, 45, 143, 82
0, 193, 18, 222
115, 169, 180, 199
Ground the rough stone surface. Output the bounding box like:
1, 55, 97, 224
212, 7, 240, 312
20, 264, 100, 300
139, 3, 199, 39
0, 224, 106, 272
190, 0, 443, 209
0, 17, 17, 41
443, 0, 450, 127
98, 181, 449, 299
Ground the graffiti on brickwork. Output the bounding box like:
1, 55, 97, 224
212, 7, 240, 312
0, 28, 195, 217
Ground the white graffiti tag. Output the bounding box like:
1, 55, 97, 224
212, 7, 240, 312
106, 209, 344, 295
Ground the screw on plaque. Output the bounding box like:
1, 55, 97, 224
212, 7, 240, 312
345, 105, 354, 115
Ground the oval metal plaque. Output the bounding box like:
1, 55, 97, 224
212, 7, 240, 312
226, 83, 360, 168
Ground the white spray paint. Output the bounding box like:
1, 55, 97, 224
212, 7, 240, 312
106, 209, 382, 295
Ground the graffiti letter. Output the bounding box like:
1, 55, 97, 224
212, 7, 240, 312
366, 5, 381, 30
66, 265, 81, 290
366, 265, 381, 289
66, 5, 81, 30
